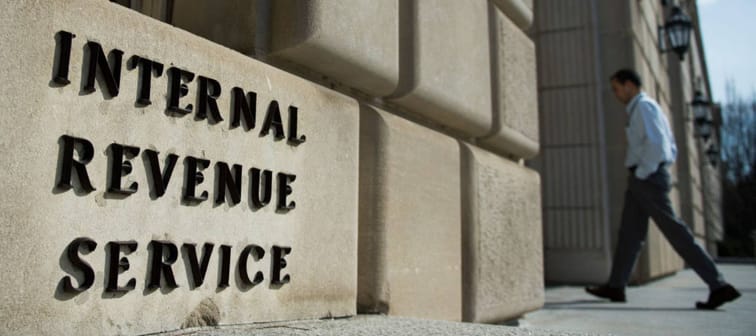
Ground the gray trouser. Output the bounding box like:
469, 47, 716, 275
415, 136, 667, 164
607, 166, 725, 290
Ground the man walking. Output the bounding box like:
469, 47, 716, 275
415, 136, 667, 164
585, 69, 741, 310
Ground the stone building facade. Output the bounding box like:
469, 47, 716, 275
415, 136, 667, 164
0, 0, 543, 334
532, 0, 722, 285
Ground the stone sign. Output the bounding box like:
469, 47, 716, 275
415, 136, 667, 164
0, 1, 358, 335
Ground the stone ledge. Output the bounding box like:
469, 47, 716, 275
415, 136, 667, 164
157, 315, 607, 336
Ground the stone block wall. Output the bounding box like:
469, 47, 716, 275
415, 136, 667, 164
0, 0, 544, 334
173, 0, 544, 323
269, 0, 543, 323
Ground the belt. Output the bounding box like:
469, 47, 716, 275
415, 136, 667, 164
628, 162, 668, 173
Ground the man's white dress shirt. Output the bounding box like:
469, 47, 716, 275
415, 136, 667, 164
624, 92, 678, 179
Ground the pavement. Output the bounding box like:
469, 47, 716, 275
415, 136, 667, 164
155, 317, 601, 336
519, 263, 756, 336
153, 264, 755, 336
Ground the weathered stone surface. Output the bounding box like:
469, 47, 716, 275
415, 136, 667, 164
358, 105, 462, 321
182, 298, 221, 328
270, 0, 399, 96
461, 144, 544, 323
388, 0, 492, 137
158, 315, 608, 336
0, 1, 358, 335
478, 7, 539, 159
171, 0, 260, 55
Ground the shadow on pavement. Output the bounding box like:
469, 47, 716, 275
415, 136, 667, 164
543, 299, 608, 306
543, 300, 707, 312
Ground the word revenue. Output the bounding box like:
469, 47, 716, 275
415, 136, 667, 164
56, 135, 297, 210
52, 31, 306, 146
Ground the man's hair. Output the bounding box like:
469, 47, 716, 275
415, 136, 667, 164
610, 69, 642, 87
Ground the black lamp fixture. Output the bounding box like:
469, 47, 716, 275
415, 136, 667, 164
697, 122, 712, 142
691, 91, 713, 141
659, 5, 693, 60
706, 144, 719, 166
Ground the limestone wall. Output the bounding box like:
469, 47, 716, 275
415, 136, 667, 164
0, 0, 543, 334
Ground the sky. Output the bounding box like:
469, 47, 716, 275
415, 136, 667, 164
698, 0, 756, 102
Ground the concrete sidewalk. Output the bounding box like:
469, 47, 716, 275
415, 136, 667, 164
156, 316, 601, 336
519, 264, 756, 336
154, 264, 754, 336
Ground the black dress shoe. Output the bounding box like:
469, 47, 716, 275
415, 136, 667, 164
696, 284, 741, 310
585, 286, 626, 302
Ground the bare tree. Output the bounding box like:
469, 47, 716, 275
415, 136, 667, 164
719, 80, 756, 257
721, 81, 756, 182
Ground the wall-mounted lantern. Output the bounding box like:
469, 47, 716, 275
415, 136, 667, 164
659, 6, 693, 60
691, 91, 713, 142
706, 144, 719, 166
